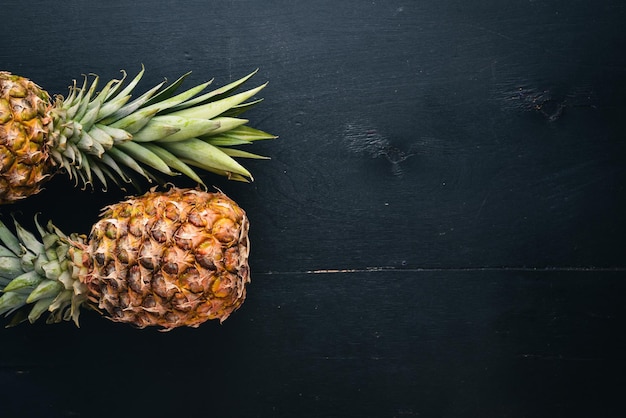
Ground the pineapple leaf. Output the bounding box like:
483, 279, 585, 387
107, 66, 145, 103
110, 107, 160, 134
106, 147, 151, 180
77, 131, 106, 157
76, 150, 94, 186
203, 125, 277, 145
42, 260, 63, 280
91, 76, 121, 107
0, 246, 16, 258
131, 121, 181, 143
94, 124, 133, 144
140, 81, 213, 116
205, 137, 251, 147
168, 83, 267, 120
142, 144, 204, 185
0, 292, 28, 317
167, 69, 258, 112
73, 74, 100, 123
103, 70, 128, 101
99, 154, 133, 184
219, 148, 270, 160
3, 270, 42, 292
88, 125, 115, 150
0, 256, 24, 280
13, 218, 45, 255
115, 141, 175, 175
5, 307, 28, 327
219, 98, 264, 118
160, 138, 252, 179
96, 94, 132, 124
133, 115, 221, 143
197, 117, 248, 137
99, 81, 165, 124
79, 104, 101, 131
65, 77, 86, 115
28, 297, 55, 324
89, 161, 109, 189
33, 215, 47, 241
48, 289, 72, 312
0, 219, 21, 255
179, 159, 250, 182
142, 71, 195, 108
51, 67, 276, 190
26, 280, 63, 304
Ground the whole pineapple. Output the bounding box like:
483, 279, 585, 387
0, 68, 275, 204
0, 187, 250, 330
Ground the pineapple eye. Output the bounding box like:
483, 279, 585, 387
194, 238, 222, 270
139, 255, 156, 270
142, 295, 156, 309
105, 222, 117, 239
0, 98, 12, 123
151, 272, 175, 298
128, 216, 144, 237
162, 262, 178, 275
116, 203, 132, 218
178, 266, 200, 288
127, 265, 142, 293
8, 83, 27, 98
164, 202, 180, 221
116, 248, 130, 264
94, 252, 106, 266
187, 210, 206, 227
212, 218, 238, 244
138, 239, 161, 270
150, 219, 170, 243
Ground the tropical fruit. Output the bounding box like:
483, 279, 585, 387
0, 187, 250, 331
0, 68, 275, 204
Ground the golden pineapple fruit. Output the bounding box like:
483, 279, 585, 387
0, 187, 250, 331
0, 68, 275, 204
0, 73, 52, 202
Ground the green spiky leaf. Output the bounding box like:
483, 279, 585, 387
47, 68, 276, 192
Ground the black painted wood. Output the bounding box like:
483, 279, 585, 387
2, 1, 625, 417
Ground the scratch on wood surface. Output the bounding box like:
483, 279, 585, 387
519, 353, 599, 362
495, 82, 597, 121
343, 120, 417, 177
306, 267, 389, 274
262, 266, 626, 275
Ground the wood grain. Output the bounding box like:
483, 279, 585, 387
1, 0, 625, 417
2, 270, 624, 417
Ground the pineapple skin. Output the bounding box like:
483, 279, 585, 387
80, 188, 251, 330
0, 72, 53, 204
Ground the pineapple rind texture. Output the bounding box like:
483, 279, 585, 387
0, 72, 53, 204
83, 188, 251, 330
0, 68, 276, 203
0, 187, 251, 330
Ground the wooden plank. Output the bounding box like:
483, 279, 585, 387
1, 270, 624, 417
0, 1, 625, 417
5, 0, 624, 271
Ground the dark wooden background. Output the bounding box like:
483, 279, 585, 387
2, 1, 626, 417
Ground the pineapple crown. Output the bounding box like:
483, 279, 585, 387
48, 66, 276, 190
0, 217, 88, 326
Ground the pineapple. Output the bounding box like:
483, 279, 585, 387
0, 187, 250, 330
0, 68, 275, 204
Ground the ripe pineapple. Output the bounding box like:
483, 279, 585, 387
0, 68, 275, 204
0, 187, 250, 330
